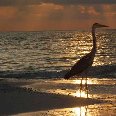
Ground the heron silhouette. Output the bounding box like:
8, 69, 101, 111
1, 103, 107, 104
64, 23, 108, 97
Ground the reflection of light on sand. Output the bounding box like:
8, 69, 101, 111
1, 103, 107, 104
72, 78, 97, 85
73, 106, 88, 116
72, 90, 88, 98
54, 78, 115, 85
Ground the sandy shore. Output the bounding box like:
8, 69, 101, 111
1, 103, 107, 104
0, 78, 103, 115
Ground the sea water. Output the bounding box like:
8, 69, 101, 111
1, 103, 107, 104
0, 30, 116, 78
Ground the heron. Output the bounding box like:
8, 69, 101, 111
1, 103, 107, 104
64, 23, 108, 97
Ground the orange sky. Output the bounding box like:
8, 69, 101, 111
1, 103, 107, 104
0, 2, 115, 31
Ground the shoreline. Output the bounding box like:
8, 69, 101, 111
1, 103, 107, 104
0, 79, 103, 115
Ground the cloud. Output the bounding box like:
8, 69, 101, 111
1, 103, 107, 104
0, 0, 116, 7
0, 0, 41, 7
44, 0, 116, 5
0, 1, 115, 31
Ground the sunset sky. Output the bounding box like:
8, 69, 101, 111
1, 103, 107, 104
0, 0, 116, 31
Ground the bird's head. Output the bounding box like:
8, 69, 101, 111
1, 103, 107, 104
93, 23, 109, 29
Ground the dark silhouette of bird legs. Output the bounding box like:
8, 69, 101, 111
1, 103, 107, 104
79, 77, 89, 98
80, 78, 83, 97
85, 77, 89, 98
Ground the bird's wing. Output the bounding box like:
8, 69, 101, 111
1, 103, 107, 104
64, 52, 94, 79
71, 53, 93, 71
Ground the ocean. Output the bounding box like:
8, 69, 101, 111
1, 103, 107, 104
0, 30, 115, 78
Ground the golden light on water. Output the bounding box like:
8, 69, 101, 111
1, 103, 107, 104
72, 90, 88, 98
72, 78, 99, 85
73, 106, 88, 116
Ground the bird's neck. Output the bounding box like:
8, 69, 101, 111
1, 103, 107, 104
92, 27, 97, 53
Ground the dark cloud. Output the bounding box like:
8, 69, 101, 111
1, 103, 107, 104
0, 0, 116, 7
0, 0, 41, 6
44, 0, 116, 5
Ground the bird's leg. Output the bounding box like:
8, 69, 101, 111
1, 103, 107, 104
80, 78, 83, 97
85, 76, 88, 98
80, 78, 83, 90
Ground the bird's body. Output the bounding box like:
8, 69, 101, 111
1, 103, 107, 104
64, 23, 108, 79
64, 47, 96, 79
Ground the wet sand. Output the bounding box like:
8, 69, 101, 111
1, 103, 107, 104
0, 78, 115, 116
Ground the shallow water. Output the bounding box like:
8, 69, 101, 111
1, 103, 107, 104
16, 78, 116, 116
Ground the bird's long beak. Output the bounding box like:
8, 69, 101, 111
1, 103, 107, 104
99, 24, 109, 28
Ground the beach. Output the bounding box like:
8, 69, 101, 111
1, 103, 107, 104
0, 77, 115, 116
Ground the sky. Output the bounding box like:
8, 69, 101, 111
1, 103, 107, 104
0, 0, 116, 31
